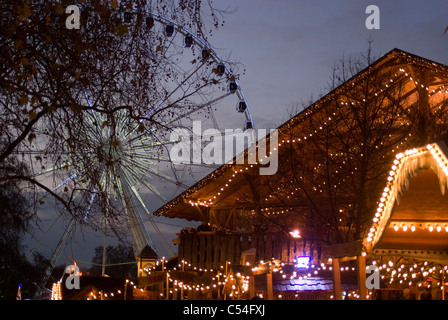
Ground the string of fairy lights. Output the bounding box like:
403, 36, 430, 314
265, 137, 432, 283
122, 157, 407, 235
51, 254, 448, 300
135, 257, 329, 299
155, 53, 448, 219
51, 56, 448, 300
187, 66, 448, 209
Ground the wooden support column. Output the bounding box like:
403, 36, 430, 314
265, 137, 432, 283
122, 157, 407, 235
443, 269, 446, 301
332, 258, 342, 300
266, 268, 273, 300
172, 287, 178, 300
249, 276, 256, 299
165, 272, 169, 300
357, 254, 367, 300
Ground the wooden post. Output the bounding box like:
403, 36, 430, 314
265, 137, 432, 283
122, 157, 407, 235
249, 276, 255, 299
124, 280, 128, 300
181, 260, 185, 300
357, 254, 367, 300
166, 272, 169, 300
217, 271, 221, 300
266, 266, 273, 300
173, 287, 178, 300
223, 261, 229, 300
442, 269, 446, 301
332, 258, 342, 300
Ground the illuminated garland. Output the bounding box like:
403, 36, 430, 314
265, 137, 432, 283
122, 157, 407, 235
366, 142, 448, 246
51, 281, 62, 300
186, 67, 448, 209
51, 256, 448, 300
154, 51, 448, 218
140, 257, 328, 298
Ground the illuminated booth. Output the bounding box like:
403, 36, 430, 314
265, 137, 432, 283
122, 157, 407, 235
361, 142, 448, 300
327, 142, 448, 300
152, 49, 448, 299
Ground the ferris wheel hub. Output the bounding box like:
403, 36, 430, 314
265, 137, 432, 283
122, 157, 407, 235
97, 137, 124, 166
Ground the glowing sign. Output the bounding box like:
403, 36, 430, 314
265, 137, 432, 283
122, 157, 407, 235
295, 256, 310, 268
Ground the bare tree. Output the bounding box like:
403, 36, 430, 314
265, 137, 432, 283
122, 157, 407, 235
0, 0, 232, 233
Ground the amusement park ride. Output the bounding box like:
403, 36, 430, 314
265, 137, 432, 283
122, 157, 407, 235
28, 9, 254, 297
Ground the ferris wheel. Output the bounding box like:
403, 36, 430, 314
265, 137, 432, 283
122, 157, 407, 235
25, 10, 254, 294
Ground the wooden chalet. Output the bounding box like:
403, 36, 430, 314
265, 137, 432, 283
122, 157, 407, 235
152, 48, 448, 299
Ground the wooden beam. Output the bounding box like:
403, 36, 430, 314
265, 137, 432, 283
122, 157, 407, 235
326, 240, 363, 259
223, 208, 235, 229
209, 208, 218, 226
193, 205, 206, 221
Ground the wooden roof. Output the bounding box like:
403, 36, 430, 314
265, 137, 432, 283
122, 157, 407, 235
364, 141, 448, 263
153, 48, 448, 223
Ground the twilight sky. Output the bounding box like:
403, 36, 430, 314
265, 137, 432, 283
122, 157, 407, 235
25, 1, 448, 267
209, 0, 448, 130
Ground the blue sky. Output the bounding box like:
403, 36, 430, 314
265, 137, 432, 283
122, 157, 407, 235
25, 1, 448, 267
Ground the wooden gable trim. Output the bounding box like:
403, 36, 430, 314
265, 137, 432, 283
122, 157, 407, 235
364, 141, 448, 252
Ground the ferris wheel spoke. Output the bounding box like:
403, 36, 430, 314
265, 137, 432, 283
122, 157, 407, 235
125, 134, 179, 151
139, 164, 190, 189
31, 163, 72, 178
30, 181, 90, 261
122, 151, 158, 169
125, 151, 172, 163
124, 177, 174, 256
83, 188, 97, 221
52, 173, 77, 192
119, 160, 154, 188
138, 177, 168, 203
121, 131, 178, 149
82, 112, 105, 139
121, 167, 152, 188
208, 105, 219, 130
116, 173, 157, 254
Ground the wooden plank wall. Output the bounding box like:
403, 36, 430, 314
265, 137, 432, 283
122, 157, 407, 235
178, 231, 324, 269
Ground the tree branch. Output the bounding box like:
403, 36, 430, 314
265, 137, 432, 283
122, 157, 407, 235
0, 175, 73, 214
